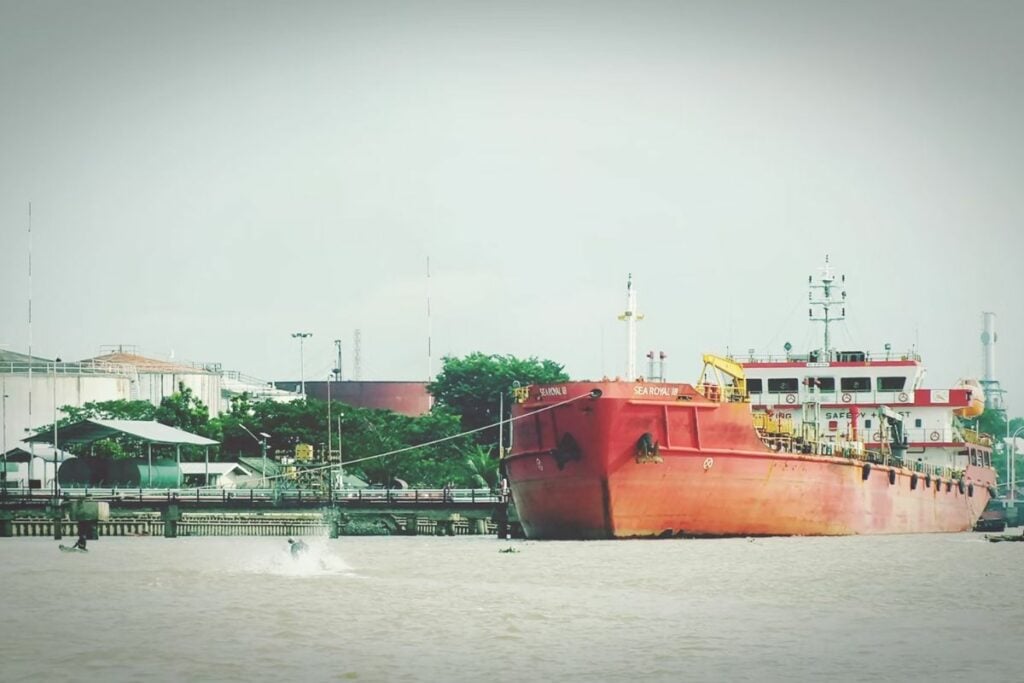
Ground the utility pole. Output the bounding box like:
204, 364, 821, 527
334, 338, 343, 381
2, 374, 8, 495
291, 332, 312, 397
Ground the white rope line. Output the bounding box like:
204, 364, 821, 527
194, 389, 596, 489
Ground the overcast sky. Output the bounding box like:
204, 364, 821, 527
1, 1, 1022, 403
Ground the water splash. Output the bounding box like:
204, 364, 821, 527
236, 538, 356, 577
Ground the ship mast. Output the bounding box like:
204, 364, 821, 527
808, 255, 846, 361
617, 274, 644, 379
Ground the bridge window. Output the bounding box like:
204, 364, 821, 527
877, 376, 906, 391
747, 379, 763, 394
806, 376, 835, 392
767, 378, 799, 393
840, 377, 871, 392
915, 418, 922, 428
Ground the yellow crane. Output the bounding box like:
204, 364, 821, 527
698, 354, 748, 402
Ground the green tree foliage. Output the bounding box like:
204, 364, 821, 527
427, 352, 569, 446
155, 383, 213, 438
462, 443, 501, 489
40, 352, 571, 488
210, 395, 473, 487
61, 399, 157, 423
979, 410, 1024, 492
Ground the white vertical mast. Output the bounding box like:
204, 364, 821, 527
27, 202, 34, 483
808, 255, 846, 361
426, 256, 432, 381
617, 274, 644, 380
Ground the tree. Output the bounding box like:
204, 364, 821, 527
982, 410, 1024, 492
60, 399, 157, 423
427, 353, 569, 447
155, 383, 212, 437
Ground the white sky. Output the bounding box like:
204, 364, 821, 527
1, 1, 1022, 403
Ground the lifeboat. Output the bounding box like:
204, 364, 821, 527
954, 378, 985, 418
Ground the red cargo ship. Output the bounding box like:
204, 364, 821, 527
504, 265, 996, 539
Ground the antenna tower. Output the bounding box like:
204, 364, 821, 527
808, 255, 846, 361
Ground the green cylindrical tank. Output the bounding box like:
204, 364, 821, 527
108, 458, 180, 488
58, 458, 90, 487
88, 458, 113, 487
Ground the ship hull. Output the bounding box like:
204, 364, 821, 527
506, 382, 995, 539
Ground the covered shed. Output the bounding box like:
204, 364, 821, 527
25, 419, 219, 487
2, 443, 75, 490
179, 462, 252, 489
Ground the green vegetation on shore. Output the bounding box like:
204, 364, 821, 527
40, 353, 568, 489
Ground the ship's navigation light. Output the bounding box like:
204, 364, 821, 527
784, 342, 792, 352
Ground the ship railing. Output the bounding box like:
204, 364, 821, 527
730, 349, 922, 364
961, 428, 993, 447
1, 486, 503, 505
767, 440, 969, 482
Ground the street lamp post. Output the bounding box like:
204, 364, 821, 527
291, 332, 312, 398
2, 374, 8, 497
1010, 426, 1024, 502
240, 425, 271, 488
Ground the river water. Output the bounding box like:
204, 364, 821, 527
1, 533, 1021, 682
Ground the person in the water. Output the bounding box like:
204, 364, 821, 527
72, 534, 87, 551
287, 538, 308, 558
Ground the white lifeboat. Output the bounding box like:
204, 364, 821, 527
953, 378, 985, 418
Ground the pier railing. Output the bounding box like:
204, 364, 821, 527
0, 486, 503, 506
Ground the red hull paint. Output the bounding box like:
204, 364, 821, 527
506, 382, 995, 539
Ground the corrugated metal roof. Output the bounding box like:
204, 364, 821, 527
179, 462, 250, 476
25, 419, 219, 446
0, 349, 54, 371
2, 443, 74, 462
237, 455, 283, 477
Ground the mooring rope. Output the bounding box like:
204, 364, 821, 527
199, 388, 597, 489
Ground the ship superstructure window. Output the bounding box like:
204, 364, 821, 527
877, 376, 906, 391
840, 377, 871, 392
865, 419, 872, 429
767, 378, 799, 393
747, 379, 763, 394
807, 377, 835, 392
915, 418, 922, 427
